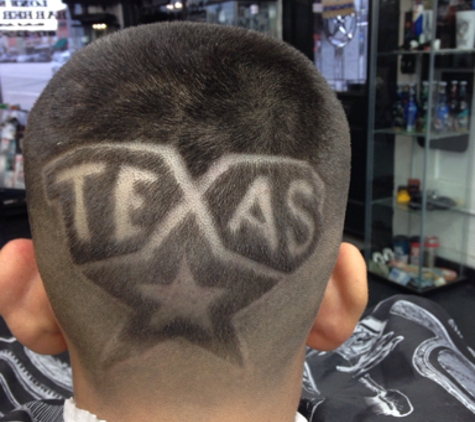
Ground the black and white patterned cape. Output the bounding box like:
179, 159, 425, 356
2, 295, 475, 421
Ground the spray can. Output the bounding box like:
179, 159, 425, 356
393, 235, 410, 264
424, 236, 439, 268
410, 236, 421, 266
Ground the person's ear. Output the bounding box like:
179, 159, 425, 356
0, 238, 67, 355
307, 242, 368, 351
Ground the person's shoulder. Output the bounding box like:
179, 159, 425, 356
0, 400, 65, 422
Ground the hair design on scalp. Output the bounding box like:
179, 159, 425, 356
43, 143, 324, 363
23, 22, 351, 369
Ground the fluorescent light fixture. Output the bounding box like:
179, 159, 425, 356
92, 23, 107, 30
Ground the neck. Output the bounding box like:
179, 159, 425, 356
70, 346, 306, 422
73, 395, 300, 422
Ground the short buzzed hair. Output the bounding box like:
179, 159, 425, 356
24, 22, 350, 390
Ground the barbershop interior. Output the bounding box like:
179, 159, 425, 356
1, 0, 475, 412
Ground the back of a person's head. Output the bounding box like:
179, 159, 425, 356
23, 22, 350, 413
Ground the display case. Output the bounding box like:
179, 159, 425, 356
365, 0, 475, 292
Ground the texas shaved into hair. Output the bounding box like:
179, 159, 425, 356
23, 22, 350, 394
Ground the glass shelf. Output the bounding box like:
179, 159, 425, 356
368, 267, 466, 293
374, 128, 470, 140
372, 197, 475, 217
378, 48, 475, 57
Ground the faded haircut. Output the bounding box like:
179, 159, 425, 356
24, 23, 350, 385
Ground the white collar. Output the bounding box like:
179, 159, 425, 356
64, 397, 308, 422
64, 398, 106, 422
295, 412, 309, 422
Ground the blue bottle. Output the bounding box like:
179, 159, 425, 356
457, 81, 470, 131
434, 81, 449, 132
405, 83, 418, 132
416, 80, 429, 132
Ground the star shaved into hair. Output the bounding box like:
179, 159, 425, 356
139, 259, 227, 332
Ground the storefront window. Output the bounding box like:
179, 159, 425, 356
0, 0, 280, 190
205, 1, 279, 38
0, 1, 82, 111
0, 1, 89, 190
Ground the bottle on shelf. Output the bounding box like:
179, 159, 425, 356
412, 0, 424, 44
433, 81, 449, 132
393, 235, 410, 264
431, 79, 438, 118
392, 83, 406, 130
410, 236, 421, 266
4, 138, 16, 188
457, 80, 470, 131
416, 80, 429, 132
423, 236, 439, 268
405, 83, 418, 132
448, 80, 459, 131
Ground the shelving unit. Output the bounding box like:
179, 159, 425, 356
364, 0, 475, 293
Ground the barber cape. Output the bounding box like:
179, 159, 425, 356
2, 295, 475, 421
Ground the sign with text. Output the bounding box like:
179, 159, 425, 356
0, 0, 66, 32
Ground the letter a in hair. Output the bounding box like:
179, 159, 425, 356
228, 176, 279, 253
